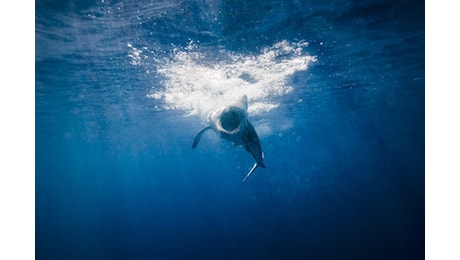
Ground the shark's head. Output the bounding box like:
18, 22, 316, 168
208, 95, 248, 139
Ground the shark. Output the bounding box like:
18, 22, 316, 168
192, 95, 265, 183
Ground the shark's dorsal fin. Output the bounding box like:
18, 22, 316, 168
237, 95, 248, 111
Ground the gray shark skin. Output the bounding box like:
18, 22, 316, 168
192, 95, 265, 183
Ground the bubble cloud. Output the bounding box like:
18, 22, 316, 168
144, 40, 316, 119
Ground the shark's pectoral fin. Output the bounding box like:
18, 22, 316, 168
192, 126, 212, 149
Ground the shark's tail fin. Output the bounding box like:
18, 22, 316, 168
242, 162, 259, 184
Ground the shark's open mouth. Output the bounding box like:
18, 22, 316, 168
221, 110, 241, 131
217, 106, 245, 135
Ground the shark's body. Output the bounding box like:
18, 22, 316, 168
192, 95, 265, 183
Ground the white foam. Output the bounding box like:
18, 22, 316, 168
142, 40, 316, 120
127, 43, 143, 66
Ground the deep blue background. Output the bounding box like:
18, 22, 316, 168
36, 0, 424, 259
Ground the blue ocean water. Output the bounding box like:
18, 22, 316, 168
36, 0, 424, 259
